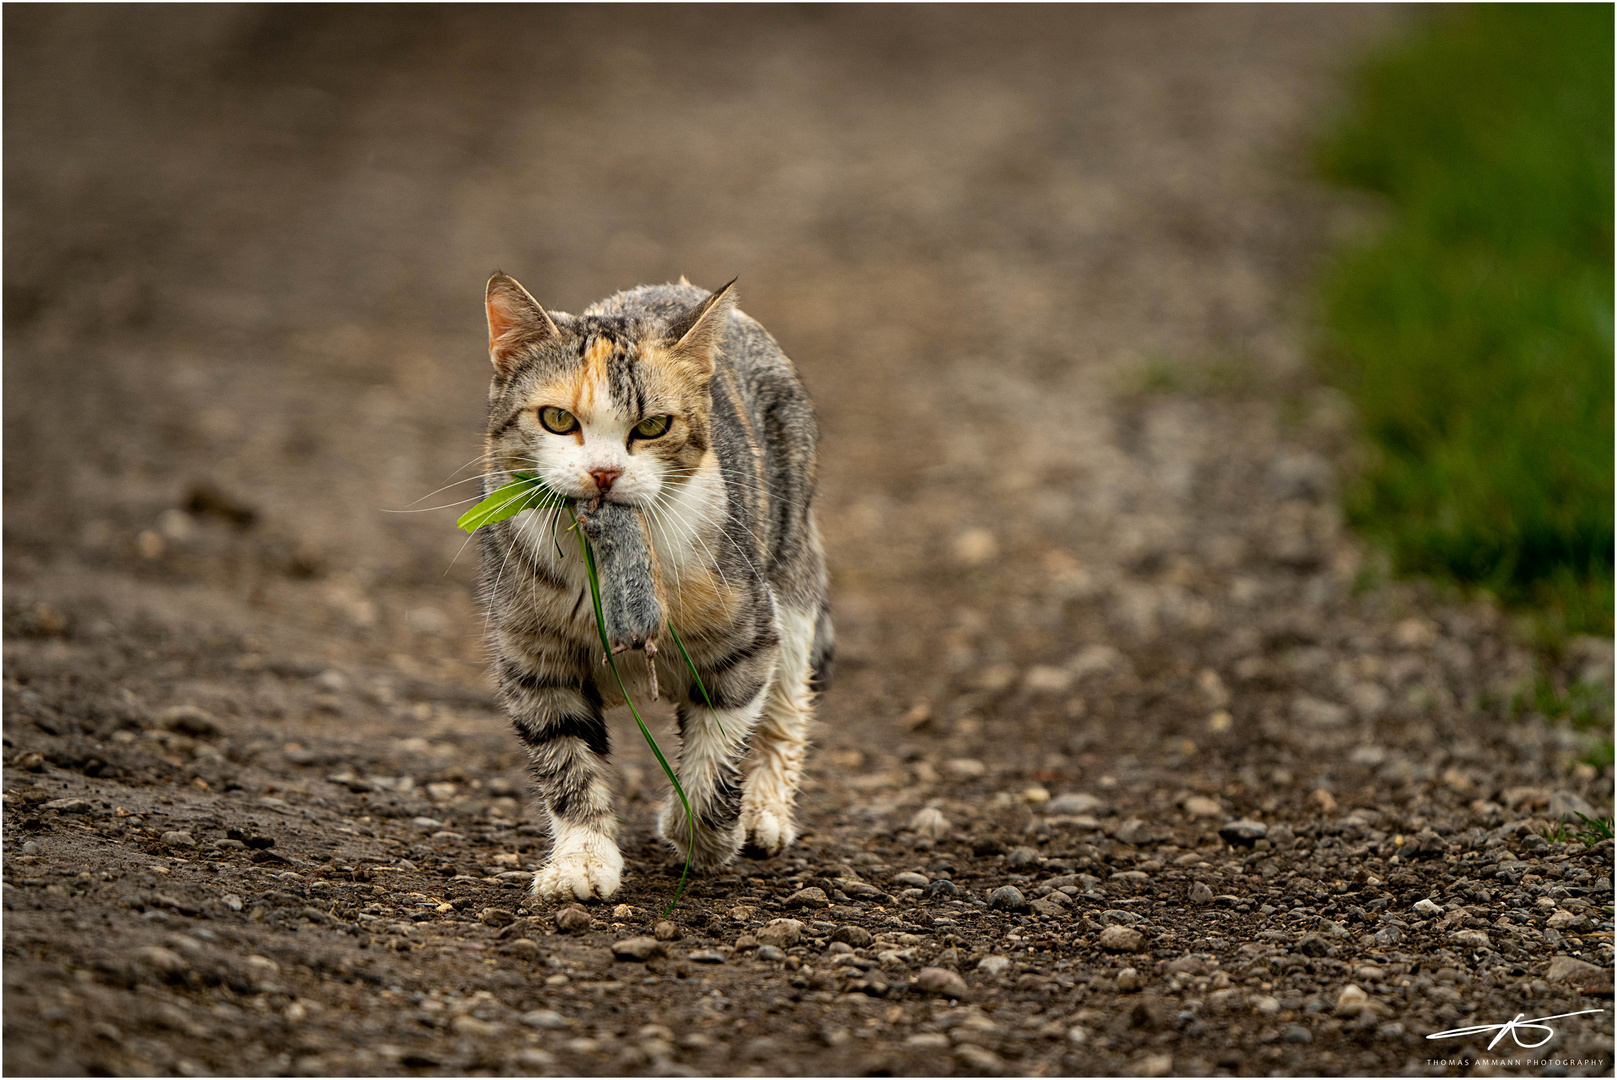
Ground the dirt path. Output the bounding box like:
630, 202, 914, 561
5, 7, 1611, 1077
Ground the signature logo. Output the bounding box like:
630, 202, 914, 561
1426, 1010, 1606, 1050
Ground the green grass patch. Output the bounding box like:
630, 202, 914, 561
1317, 5, 1614, 635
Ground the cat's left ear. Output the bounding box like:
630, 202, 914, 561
485, 272, 560, 376
665, 278, 737, 378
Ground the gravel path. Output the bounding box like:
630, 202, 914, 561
5, 7, 1612, 1077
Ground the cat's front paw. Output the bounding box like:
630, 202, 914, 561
532, 841, 623, 902
658, 802, 742, 871
740, 798, 797, 859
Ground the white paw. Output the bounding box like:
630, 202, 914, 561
741, 799, 797, 858
532, 842, 623, 902
658, 801, 742, 871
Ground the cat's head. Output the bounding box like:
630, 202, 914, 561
481, 273, 733, 507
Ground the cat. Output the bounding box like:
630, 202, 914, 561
476, 272, 832, 902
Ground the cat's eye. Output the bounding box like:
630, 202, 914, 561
538, 406, 578, 435
633, 415, 672, 440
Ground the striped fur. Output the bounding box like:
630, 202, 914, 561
478, 274, 831, 902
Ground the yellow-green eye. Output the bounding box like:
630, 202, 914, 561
538, 406, 578, 435
633, 415, 671, 439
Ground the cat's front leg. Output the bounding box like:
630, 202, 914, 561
658, 650, 776, 869
498, 658, 623, 902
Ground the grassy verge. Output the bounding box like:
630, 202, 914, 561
1317, 5, 1614, 639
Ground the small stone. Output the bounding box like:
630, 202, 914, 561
1451, 929, 1490, 949
1218, 820, 1266, 846
924, 879, 960, 900
501, 938, 542, 961
952, 1044, 1003, 1073
555, 905, 592, 933
451, 1014, 502, 1038
756, 945, 785, 962
16, 752, 44, 772
1412, 898, 1443, 917
1115, 967, 1142, 992
831, 925, 872, 948
1182, 796, 1222, 818
1309, 789, 1338, 814
687, 949, 726, 964
42, 798, 92, 814
906, 1032, 951, 1050
653, 920, 682, 941
892, 871, 930, 888
952, 528, 999, 567
1005, 845, 1040, 866
1372, 926, 1401, 946
133, 946, 189, 980
1022, 666, 1072, 695
908, 807, 952, 840
943, 758, 987, 780
1098, 926, 1146, 953
1252, 995, 1280, 1016
1546, 955, 1606, 983
915, 967, 969, 999
976, 955, 1012, 975
1297, 935, 1328, 958
1335, 984, 1368, 1016
988, 886, 1027, 912
756, 919, 803, 948
733, 934, 759, 951
1137, 1053, 1173, 1077
523, 1008, 569, 1034
480, 907, 515, 928
784, 887, 829, 909
156, 705, 220, 738
610, 937, 665, 962
1281, 1025, 1312, 1045
20, 841, 40, 855
1021, 786, 1051, 806
1047, 792, 1107, 816
161, 831, 197, 849
1188, 882, 1214, 904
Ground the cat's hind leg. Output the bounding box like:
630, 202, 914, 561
739, 604, 821, 858
498, 657, 623, 902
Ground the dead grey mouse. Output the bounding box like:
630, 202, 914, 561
575, 499, 666, 692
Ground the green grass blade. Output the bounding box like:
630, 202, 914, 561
667, 622, 724, 737
568, 508, 697, 915
456, 472, 565, 533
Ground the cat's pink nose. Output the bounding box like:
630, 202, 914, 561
590, 468, 621, 493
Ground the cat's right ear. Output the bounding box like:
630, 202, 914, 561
485, 272, 560, 376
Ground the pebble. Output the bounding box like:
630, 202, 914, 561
1188, 882, 1214, 904
733, 934, 759, 951
1412, 898, 1443, 917
20, 841, 40, 855
952, 1044, 1003, 1072
1182, 796, 1221, 818
1115, 967, 1142, 992
915, 967, 969, 999
42, 798, 92, 814
943, 758, 986, 780
687, 949, 726, 964
892, 871, 930, 888
1252, 995, 1280, 1016
905, 1033, 950, 1049
987, 886, 1027, 912
784, 887, 829, 909
522, 1009, 569, 1030
756, 919, 803, 948
1335, 984, 1368, 1016
501, 938, 541, 961
1047, 792, 1107, 816
1098, 926, 1146, 952
16, 752, 44, 772
1546, 956, 1605, 983
480, 908, 515, 927
1297, 935, 1328, 957
555, 905, 592, 933
831, 925, 872, 948
133, 945, 189, 980
1005, 846, 1040, 866
1451, 929, 1491, 949
924, 879, 960, 900
908, 807, 951, 839
161, 831, 196, 849
976, 955, 1011, 975
610, 937, 665, 962
756, 945, 785, 962
451, 1015, 502, 1038
1218, 819, 1266, 846
1281, 1025, 1312, 1045
156, 705, 220, 737
653, 920, 682, 941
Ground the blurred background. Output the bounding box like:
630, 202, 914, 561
4, 2, 1610, 786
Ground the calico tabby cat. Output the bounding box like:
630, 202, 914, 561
477, 273, 831, 901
